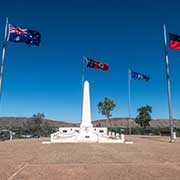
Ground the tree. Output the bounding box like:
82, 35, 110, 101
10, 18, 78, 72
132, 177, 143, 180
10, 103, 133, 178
135, 105, 152, 129
97, 97, 116, 126
41, 121, 51, 137
31, 112, 45, 137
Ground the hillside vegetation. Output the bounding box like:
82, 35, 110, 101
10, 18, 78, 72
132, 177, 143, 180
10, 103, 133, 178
0, 117, 180, 128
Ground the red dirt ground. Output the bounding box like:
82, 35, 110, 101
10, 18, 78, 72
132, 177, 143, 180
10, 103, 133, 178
0, 136, 180, 180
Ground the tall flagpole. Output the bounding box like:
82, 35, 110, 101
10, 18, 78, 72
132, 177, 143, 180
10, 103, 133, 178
0, 17, 8, 101
128, 68, 131, 135
163, 24, 174, 143
81, 56, 86, 124
82, 56, 86, 86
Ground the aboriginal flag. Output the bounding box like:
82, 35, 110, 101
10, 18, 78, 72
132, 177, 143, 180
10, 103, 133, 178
169, 33, 180, 50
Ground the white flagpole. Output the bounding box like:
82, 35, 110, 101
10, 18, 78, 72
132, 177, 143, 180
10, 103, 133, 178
82, 56, 86, 86
81, 56, 87, 125
163, 24, 174, 143
128, 69, 131, 135
0, 17, 9, 100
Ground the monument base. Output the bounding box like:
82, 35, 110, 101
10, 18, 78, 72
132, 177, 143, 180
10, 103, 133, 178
50, 127, 125, 143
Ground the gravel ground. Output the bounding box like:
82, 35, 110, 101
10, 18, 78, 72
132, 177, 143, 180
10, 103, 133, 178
0, 136, 180, 180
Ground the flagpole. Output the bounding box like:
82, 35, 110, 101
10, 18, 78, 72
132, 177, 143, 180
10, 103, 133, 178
163, 24, 174, 143
0, 17, 8, 101
128, 69, 131, 135
82, 56, 86, 86
80, 56, 87, 125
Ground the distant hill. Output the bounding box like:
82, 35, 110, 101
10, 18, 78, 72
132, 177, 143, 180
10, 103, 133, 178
0, 117, 180, 128
93, 118, 180, 128
0, 117, 78, 127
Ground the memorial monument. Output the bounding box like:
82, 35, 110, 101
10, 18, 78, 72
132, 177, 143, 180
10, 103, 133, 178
50, 80, 125, 143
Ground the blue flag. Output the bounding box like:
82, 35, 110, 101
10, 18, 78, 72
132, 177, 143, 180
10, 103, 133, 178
131, 70, 150, 81
8, 24, 41, 46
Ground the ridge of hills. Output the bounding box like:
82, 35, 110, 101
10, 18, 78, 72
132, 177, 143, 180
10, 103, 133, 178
0, 117, 180, 128
0, 117, 78, 127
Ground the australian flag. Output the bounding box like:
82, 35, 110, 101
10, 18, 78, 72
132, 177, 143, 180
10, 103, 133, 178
131, 70, 150, 81
8, 24, 41, 46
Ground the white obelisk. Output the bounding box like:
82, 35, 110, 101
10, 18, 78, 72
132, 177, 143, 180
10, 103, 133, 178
80, 80, 93, 129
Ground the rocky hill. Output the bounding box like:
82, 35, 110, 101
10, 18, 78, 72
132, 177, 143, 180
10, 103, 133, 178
93, 118, 180, 128
0, 117, 180, 128
0, 117, 78, 127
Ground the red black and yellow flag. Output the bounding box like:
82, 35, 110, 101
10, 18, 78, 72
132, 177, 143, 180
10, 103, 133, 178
169, 33, 180, 50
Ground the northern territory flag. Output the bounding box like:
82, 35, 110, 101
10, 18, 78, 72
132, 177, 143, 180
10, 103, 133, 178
169, 33, 180, 50
86, 57, 109, 71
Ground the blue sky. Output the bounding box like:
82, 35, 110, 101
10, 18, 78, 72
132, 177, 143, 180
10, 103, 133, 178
0, 0, 180, 122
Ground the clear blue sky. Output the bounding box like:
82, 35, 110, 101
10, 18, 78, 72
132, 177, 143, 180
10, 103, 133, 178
0, 0, 180, 122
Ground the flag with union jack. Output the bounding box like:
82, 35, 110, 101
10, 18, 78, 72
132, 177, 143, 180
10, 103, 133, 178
8, 24, 41, 46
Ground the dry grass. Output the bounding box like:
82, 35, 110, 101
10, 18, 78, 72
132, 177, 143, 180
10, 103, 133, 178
0, 136, 180, 180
